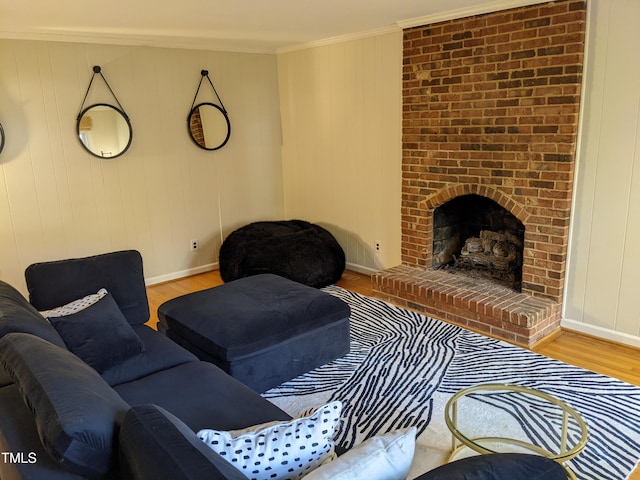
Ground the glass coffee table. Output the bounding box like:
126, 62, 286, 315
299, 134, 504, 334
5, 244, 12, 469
444, 383, 588, 480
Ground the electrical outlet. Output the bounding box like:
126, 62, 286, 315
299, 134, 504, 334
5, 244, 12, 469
191, 240, 198, 251
375, 241, 382, 253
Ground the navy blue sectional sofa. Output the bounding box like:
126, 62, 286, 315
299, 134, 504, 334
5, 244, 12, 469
0, 250, 567, 480
0, 250, 289, 480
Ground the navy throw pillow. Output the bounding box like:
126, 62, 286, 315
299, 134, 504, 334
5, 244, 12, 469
49, 293, 145, 373
0, 333, 130, 478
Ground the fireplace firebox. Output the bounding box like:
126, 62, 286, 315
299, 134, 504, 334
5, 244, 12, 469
433, 194, 524, 291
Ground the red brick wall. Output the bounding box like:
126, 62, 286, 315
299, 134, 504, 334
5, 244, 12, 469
401, 0, 586, 303
189, 109, 205, 146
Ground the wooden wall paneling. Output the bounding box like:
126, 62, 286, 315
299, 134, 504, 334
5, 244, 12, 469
279, 32, 402, 272
44, 43, 82, 260
565, 0, 640, 345
332, 42, 350, 263
359, 37, 379, 268
342, 41, 364, 266
0, 43, 22, 284
615, 99, 640, 336
570, 1, 633, 327
380, 33, 402, 271
0, 39, 283, 293
32, 43, 67, 259
171, 49, 211, 273
564, 0, 606, 325
213, 53, 283, 241
9, 42, 50, 268
158, 49, 196, 272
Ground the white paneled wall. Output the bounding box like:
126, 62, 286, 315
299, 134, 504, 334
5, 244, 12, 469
0, 40, 283, 294
565, 0, 640, 346
278, 31, 402, 273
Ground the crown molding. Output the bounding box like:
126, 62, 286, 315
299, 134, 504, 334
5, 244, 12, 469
276, 0, 565, 54
397, 0, 554, 29
0, 30, 276, 55
276, 24, 401, 54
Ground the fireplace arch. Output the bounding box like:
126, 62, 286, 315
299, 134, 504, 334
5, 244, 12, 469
424, 184, 529, 225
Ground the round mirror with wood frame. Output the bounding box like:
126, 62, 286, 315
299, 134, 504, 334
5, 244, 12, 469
77, 103, 132, 159
188, 102, 231, 151
0, 123, 4, 155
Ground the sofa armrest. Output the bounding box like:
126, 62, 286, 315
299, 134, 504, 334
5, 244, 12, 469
414, 453, 568, 480
0, 281, 67, 348
0, 333, 130, 478
119, 404, 248, 480
0, 365, 11, 388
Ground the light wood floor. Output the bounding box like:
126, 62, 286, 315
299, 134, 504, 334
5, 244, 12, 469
147, 269, 640, 479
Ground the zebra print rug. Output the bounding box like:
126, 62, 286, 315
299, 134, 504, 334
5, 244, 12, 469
262, 286, 640, 480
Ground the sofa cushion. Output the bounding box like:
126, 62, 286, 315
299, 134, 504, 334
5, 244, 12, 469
101, 325, 197, 386
120, 404, 248, 480
25, 250, 150, 325
197, 401, 342, 480
114, 361, 291, 432
49, 293, 145, 373
413, 453, 568, 480
303, 427, 416, 480
0, 333, 130, 478
0, 280, 66, 348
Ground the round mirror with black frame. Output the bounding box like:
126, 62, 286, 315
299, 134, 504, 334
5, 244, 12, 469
188, 102, 231, 151
0, 122, 4, 155
77, 103, 132, 159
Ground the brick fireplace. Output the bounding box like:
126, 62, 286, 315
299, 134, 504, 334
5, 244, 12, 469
373, 0, 586, 346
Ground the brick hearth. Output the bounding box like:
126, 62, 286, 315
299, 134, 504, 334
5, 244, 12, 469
373, 0, 586, 346
373, 266, 560, 347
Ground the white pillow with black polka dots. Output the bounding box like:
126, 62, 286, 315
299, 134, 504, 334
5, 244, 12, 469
39, 288, 108, 319
197, 401, 342, 480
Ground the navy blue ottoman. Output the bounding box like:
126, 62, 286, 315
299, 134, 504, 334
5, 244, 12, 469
157, 274, 350, 393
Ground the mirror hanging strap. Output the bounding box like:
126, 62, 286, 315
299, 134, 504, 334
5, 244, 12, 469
190, 70, 227, 113
77, 66, 129, 120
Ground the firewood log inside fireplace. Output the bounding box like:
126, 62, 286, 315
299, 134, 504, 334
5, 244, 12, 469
459, 230, 522, 272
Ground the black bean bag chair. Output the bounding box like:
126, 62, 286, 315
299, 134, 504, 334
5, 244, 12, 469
219, 220, 345, 288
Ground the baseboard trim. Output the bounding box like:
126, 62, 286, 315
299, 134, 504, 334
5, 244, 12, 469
345, 262, 380, 276
146, 262, 377, 286
562, 318, 640, 349
145, 263, 218, 286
